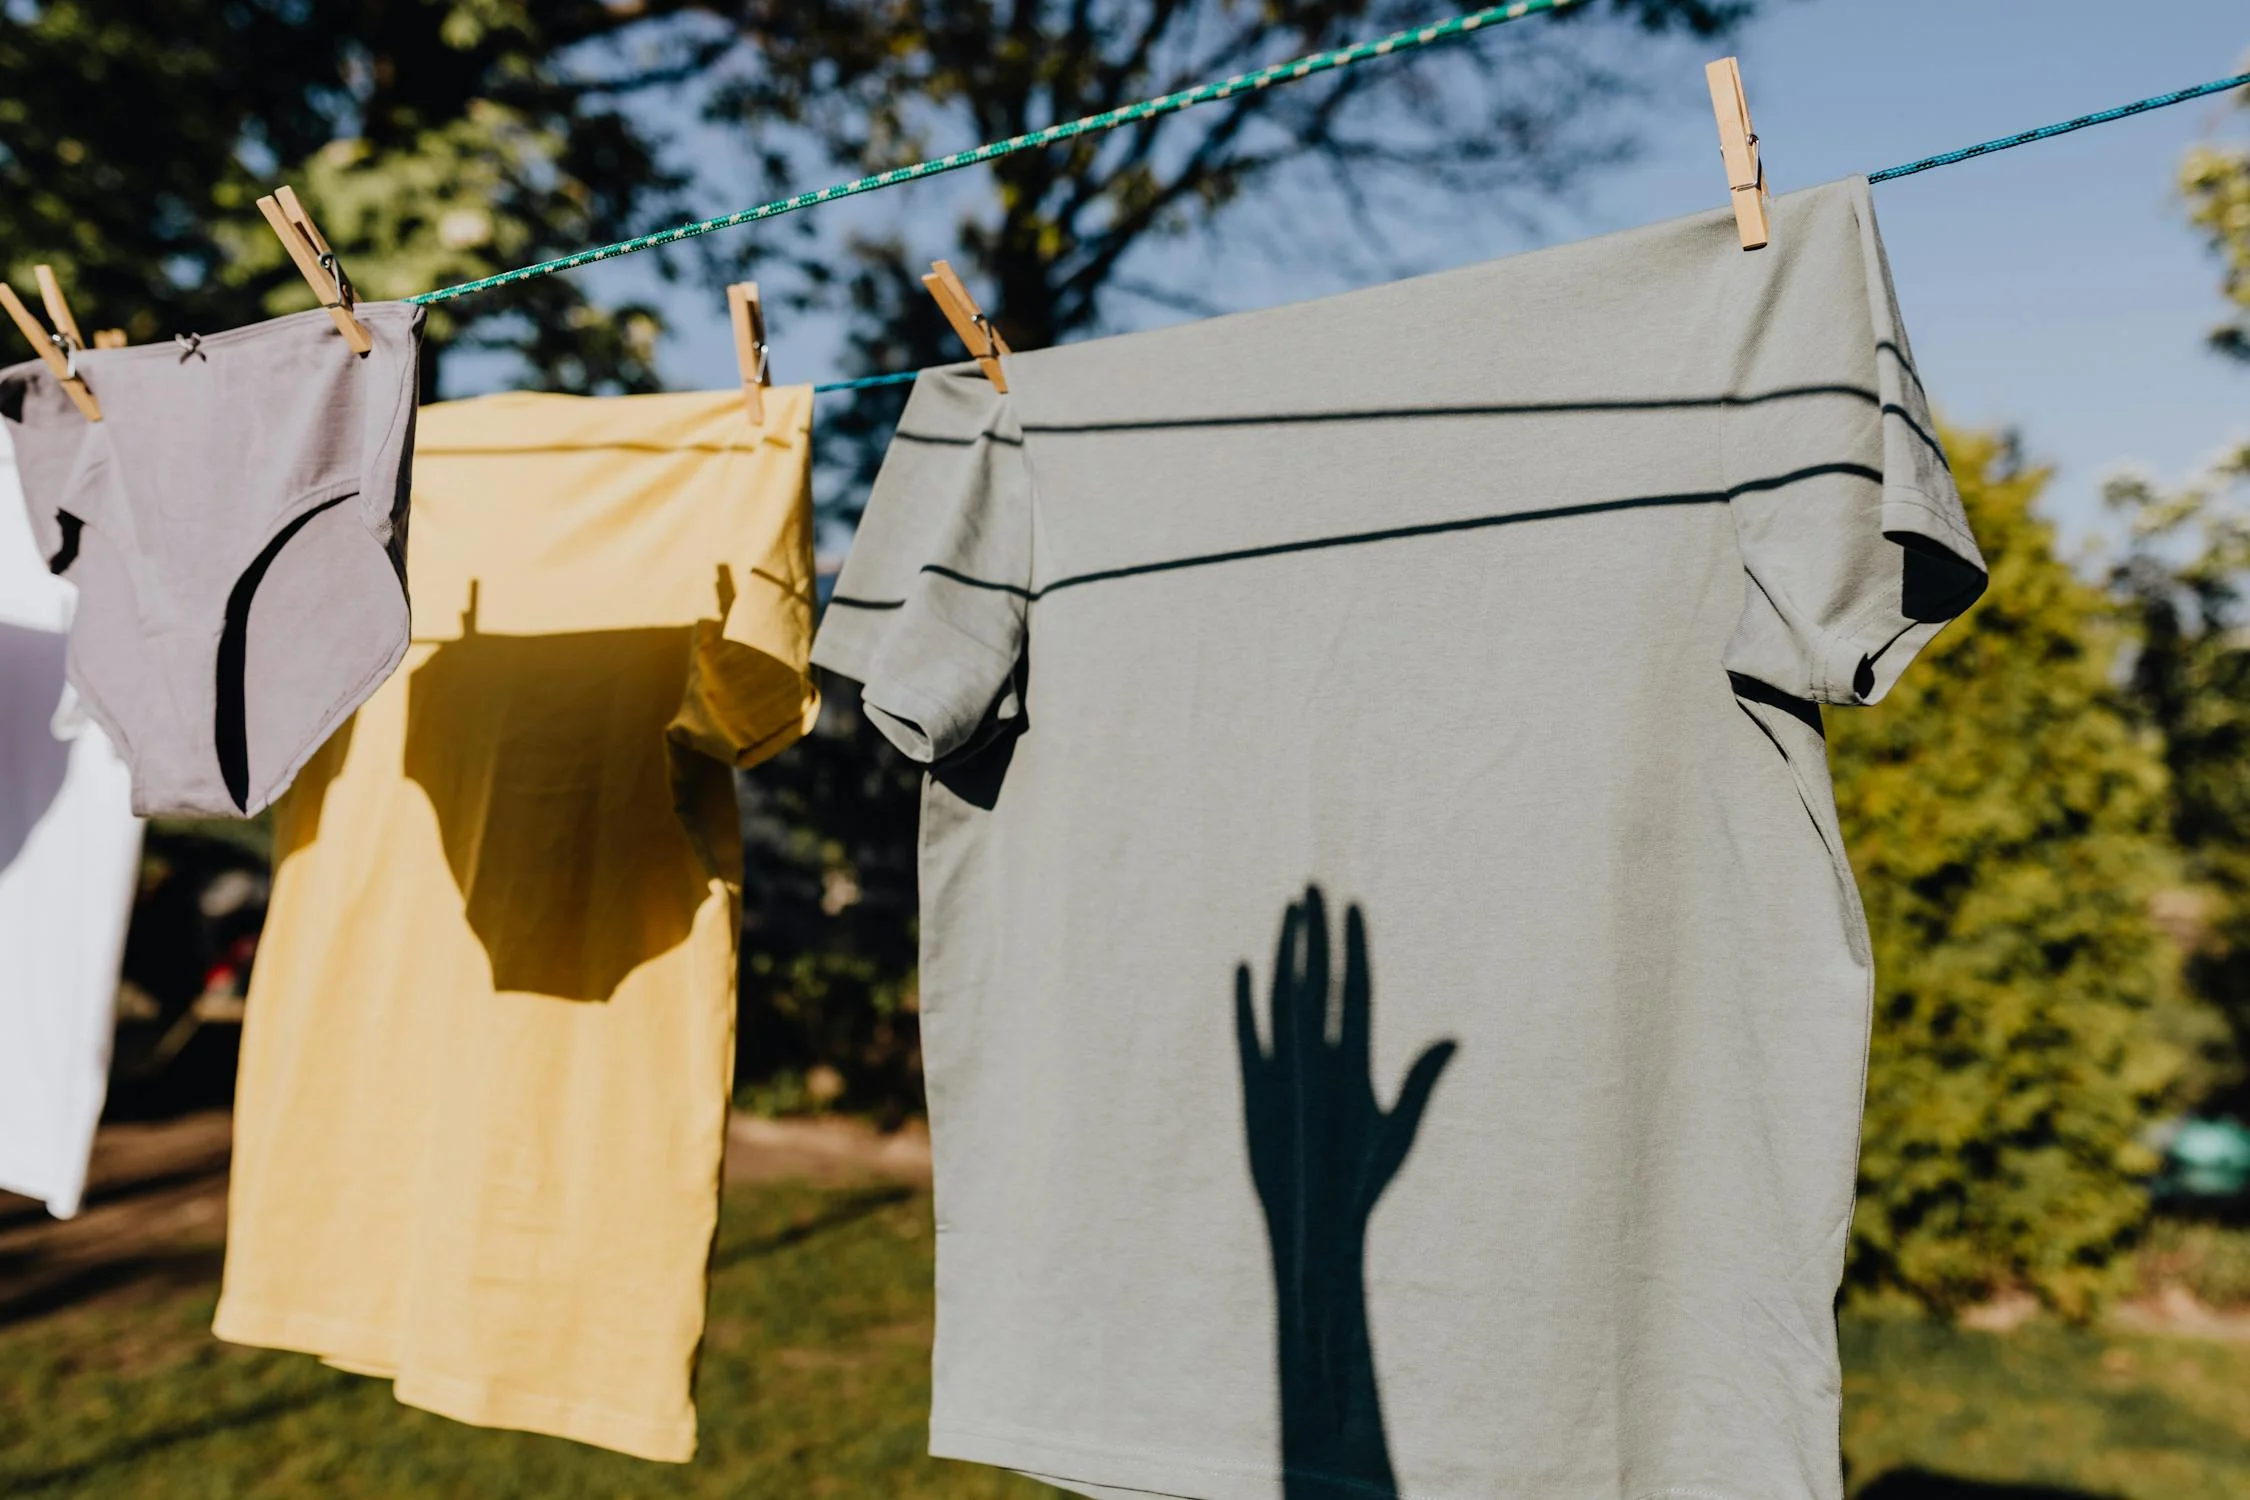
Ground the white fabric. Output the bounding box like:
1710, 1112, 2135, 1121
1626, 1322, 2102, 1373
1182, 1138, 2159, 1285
0, 431, 141, 1219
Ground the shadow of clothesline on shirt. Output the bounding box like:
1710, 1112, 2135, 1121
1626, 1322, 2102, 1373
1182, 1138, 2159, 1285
1237, 886, 1455, 1499
0, 620, 73, 873
832, 460, 1979, 621
992, 372, 1950, 478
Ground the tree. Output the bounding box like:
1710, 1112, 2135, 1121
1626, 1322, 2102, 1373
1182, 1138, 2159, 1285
2102, 103, 2250, 1112
1833, 427, 2186, 1318
0, 1, 700, 393
2183, 121, 2250, 363
2107, 449, 2250, 1113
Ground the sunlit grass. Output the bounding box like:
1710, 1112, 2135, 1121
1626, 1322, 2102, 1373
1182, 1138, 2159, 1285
5, 1180, 2250, 1498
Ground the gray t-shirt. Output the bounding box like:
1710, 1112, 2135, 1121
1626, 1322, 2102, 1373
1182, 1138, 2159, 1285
813, 178, 1985, 1500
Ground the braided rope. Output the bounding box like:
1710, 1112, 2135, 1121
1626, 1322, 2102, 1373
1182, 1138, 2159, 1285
813, 370, 923, 394
1870, 70, 2250, 183
407, 0, 1582, 306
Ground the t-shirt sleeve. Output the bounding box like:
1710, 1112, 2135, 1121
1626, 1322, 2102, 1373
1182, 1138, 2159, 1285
1720, 177, 1987, 707
668, 404, 824, 772
810, 364, 1032, 764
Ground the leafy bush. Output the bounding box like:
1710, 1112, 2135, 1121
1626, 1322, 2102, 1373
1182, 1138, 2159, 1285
1831, 428, 2188, 1317
736, 679, 927, 1122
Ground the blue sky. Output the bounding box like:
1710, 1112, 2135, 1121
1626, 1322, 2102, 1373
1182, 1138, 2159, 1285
571, 0, 2249, 549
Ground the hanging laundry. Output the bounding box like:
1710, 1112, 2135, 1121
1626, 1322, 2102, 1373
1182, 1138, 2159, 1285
213, 386, 819, 1463
0, 303, 424, 817
0, 430, 141, 1220
812, 178, 1987, 1500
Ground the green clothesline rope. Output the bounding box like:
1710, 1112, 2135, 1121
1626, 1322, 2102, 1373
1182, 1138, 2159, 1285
814, 370, 923, 394
1869, 69, 2250, 182
406, 0, 1582, 308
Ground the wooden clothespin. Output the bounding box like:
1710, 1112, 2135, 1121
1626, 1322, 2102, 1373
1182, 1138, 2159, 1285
0, 265, 101, 420
35, 265, 88, 353
1705, 57, 1770, 252
922, 260, 1010, 392
256, 184, 373, 354
93, 329, 126, 349
727, 281, 769, 424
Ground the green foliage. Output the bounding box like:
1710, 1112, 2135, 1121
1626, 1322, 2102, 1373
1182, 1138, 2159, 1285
1832, 427, 2186, 1318
737, 685, 928, 1121
2183, 128, 2250, 362
2101, 103, 2250, 1104
2107, 446, 2250, 1108
0, 1, 693, 391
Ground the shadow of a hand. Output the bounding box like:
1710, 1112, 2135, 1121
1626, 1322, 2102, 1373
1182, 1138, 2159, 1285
1237, 885, 1456, 1236
1235, 884, 1455, 1495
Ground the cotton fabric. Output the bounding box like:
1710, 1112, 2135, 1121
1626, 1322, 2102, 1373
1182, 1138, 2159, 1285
214, 386, 820, 1462
0, 433, 141, 1220
813, 179, 1987, 1500
0, 302, 425, 816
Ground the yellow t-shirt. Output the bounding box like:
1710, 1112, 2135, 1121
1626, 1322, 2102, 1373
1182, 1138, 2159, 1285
214, 387, 820, 1462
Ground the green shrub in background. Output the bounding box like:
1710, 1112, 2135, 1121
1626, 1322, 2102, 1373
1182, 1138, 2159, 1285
736, 684, 927, 1122
1831, 427, 2188, 1318
2095, 123, 2250, 1111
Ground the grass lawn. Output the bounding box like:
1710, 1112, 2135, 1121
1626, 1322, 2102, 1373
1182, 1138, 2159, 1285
4, 1177, 2250, 1499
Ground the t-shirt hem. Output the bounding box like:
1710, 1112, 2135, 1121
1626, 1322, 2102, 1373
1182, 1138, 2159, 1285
932, 1420, 1758, 1500
213, 1301, 694, 1463
394, 1367, 697, 1465
212, 1300, 400, 1371
0, 1152, 86, 1219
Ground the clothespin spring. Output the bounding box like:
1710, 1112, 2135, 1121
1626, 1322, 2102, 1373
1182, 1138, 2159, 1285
318, 251, 355, 313
47, 328, 81, 381
1736, 132, 1763, 193
970, 312, 1002, 363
